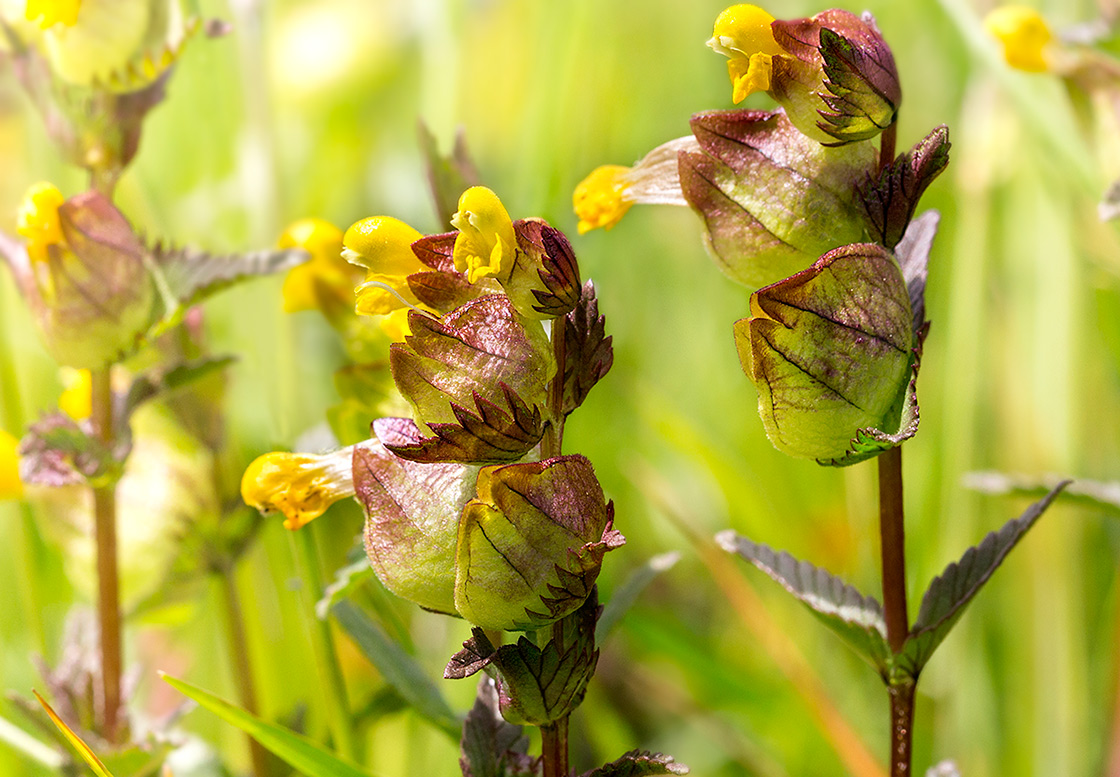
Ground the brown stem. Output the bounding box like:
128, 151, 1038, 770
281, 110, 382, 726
91, 367, 122, 743
878, 446, 912, 777
878, 447, 908, 653
218, 568, 269, 777
879, 123, 897, 175
542, 318, 568, 460
540, 716, 569, 777
888, 682, 915, 777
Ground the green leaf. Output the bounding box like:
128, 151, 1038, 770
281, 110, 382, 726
715, 531, 892, 675
596, 551, 680, 642
580, 750, 689, 777
899, 482, 1070, 677
33, 691, 115, 777
459, 677, 531, 777
160, 674, 370, 777
147, 243, 308, 336
858, 127, 950, 249
419, 123, 481, 228
964, 471, 1120, 516
331, 601, 461, 738
562, 281, 614, 417
315, 559, 375, 620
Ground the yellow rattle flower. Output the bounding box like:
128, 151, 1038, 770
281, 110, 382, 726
707, 4, 786, 103
241, 447, 356, 530
984, 6, 1054, 73
450, 186, 517, 284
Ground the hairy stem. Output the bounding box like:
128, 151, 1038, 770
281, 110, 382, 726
878, 446, 912, 777
888, 682, 915, 777
217, 567, 269, 777
290, 528, 357, 760
91, 367, 123, 743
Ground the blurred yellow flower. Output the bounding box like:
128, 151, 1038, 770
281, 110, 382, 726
707, 4, 785, 103
450, 186, 516, 284
573, 165, 633, 234
378, 306, 412, 342
984, 6, 1053, 72
343, 216, 425, 316
16, 181, 67, 265
278, 217, 357, 314
572, 137, 696, 234
241, 448, 356, 530
0, 429, 23, 500
25, 0, 81, 28
58, 368, 92, 420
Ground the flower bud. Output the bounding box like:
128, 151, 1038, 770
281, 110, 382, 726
453, 455, 623, 632
735, 243, 914, 462
679, 109, 875, 288
502, 219, 581, 320
9, 184, 154, 368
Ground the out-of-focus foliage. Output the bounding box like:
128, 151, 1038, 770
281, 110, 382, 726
1, 1, 1118, 777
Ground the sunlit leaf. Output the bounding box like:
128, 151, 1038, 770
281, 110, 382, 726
716, 531, 892, 674
161, 674, 370, 777
899, 482, 1069, 676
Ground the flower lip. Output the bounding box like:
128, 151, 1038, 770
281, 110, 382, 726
450, 186, 517, 285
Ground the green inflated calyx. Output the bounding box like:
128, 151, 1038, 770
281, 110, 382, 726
735, 243, 914, 463
454, 455, 623, 632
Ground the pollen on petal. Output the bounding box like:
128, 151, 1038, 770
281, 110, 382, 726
984, 6, 1053, 73
573, 165, 634, 234
450, 187, 516, 284
0, 429, 23, 500
16, 182, 67, 264
241, 449, 355, 530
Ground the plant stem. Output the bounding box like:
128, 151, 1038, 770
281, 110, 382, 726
290, 528, 357, 761
217, 566, 269, 777
878, 446, 912, 777
91, 367, 123, 743
878, 447, 908, 651
879, 123, 897, 174
540, 717, 569, 777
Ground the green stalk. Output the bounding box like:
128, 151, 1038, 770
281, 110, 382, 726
290, 527, 357, 761
91, 367, 123, 743
540, 716, 569, 777
878, 446, 912, 777
216, 566, 269, 777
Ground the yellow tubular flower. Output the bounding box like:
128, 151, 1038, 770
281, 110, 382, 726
707, 4, 785, 103
16, 181, 67, 265
25, 0, 81, 28
984, 6, 1053, 72
343, 216, 425, 316
59, 368, 92, 420
0, 429, 23, 500
450, 187, 517, 284
573, 165, 634, 234
278, 218, 352, 314
241, 448, 356, 530
378, 306, 413, 341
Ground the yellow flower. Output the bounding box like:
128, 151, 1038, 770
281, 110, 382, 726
343, 216, 426, 316
707, 4, 785, 103
25, 0, 81, 28
573, 165, 633, 235
573, 137, 697, 234
59, 368, 92, 420
277, 218, 356, 314
241, 448, 356, 530
450, 186, 517, 284
984, 6, 1053, 73
378, 306, 413, 341
16, 181, 67, 265
0, 429, 23, 500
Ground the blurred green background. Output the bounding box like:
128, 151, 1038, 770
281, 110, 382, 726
1, 0, 1119, 775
